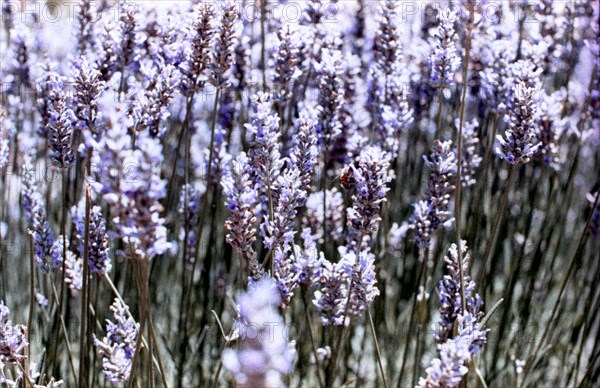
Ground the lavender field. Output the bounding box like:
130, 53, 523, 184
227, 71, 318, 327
0, 0, 599, 387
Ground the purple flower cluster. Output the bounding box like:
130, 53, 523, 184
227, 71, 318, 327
178, 183, 203, 265
223, 278, 296, 387
429, 9, 461, 89
418, 313, 488, 388
410, 140, 457, 247
437, 241, 484, 343
93, 298, 138, 385
345, 147, 392, 240
46, 73, 75, 169
72, 203, 112, 275
339, 247, 379, 319
92, 127, 169, 260
496, 83, 541, 164
419, 241, 488, 387
21, 157, 59, 273
0, 302, 28, 376
210, 1, 239, 88
312, 259, 348, 326
222, 152, 262, 280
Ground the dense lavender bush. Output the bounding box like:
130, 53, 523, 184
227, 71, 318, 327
0, 1, 597, 387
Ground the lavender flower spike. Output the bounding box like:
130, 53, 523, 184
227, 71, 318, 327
496, 82, 541, 164
346, 146, 392, 239
0, 302, 28, 370
93, 298, 138, 385
210, 1, 239, 88
222, 152, 263, 280
430, 9, 461, 89
46, 73, 75, 169
313, 258, 348, 326
419, 242, 488, 387
437, 241, 484, 344
223, 277, 296, 387
340, 246, 380, 319
424, 139, 457, 231
72, 203, 112, 275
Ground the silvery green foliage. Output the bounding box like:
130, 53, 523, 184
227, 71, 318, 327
93, 299, 138, 385
223, 278, 296, 387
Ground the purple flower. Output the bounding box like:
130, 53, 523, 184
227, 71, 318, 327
315, 48, 345, 154
272, 248, 300, 308
456, 119, 482, 188
304, 189, 345, 243
437, 241, 483, 343
272, 24, 302, 103
246, 92, 284, 212
480, 39, 515, 113
373, 0, 401, 77
496, 82, 541, 165
429, 9, 461, 89
94, 298, 138, 385
410, 140, 456, 245
339, 246, 379, 319
288, 110, 318, 198
46, 73, 75, 169
92, 126, 170, 259
535, 90, 566, 169
75, 0, 97, 55
223, 277, 296, 387
210, 1, 239, 88
73, 57, 105, 136
72, 203, 112, 275
21, 157, 60, 274
260, 167, 306, 251
0, 302, 28, 366
409, 201, 434, 248
346, 147, 392, 240
178, 183, 203, 265
182, 3, 215, 94
313, 259, 348, 326
222, 152, 262, 280
137, 64, 180, 138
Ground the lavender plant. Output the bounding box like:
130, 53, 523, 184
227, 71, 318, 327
0, 2, 597, 387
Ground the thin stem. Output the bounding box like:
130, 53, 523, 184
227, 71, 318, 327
522, 191, 599, 384
477, 165, 515, 291
78, 186, 91, 388
27, 232, 35, 388
368, 308, 388, 388
301, 286, 325, 388
412, 247, 429, 387
454, 17, 474, 315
